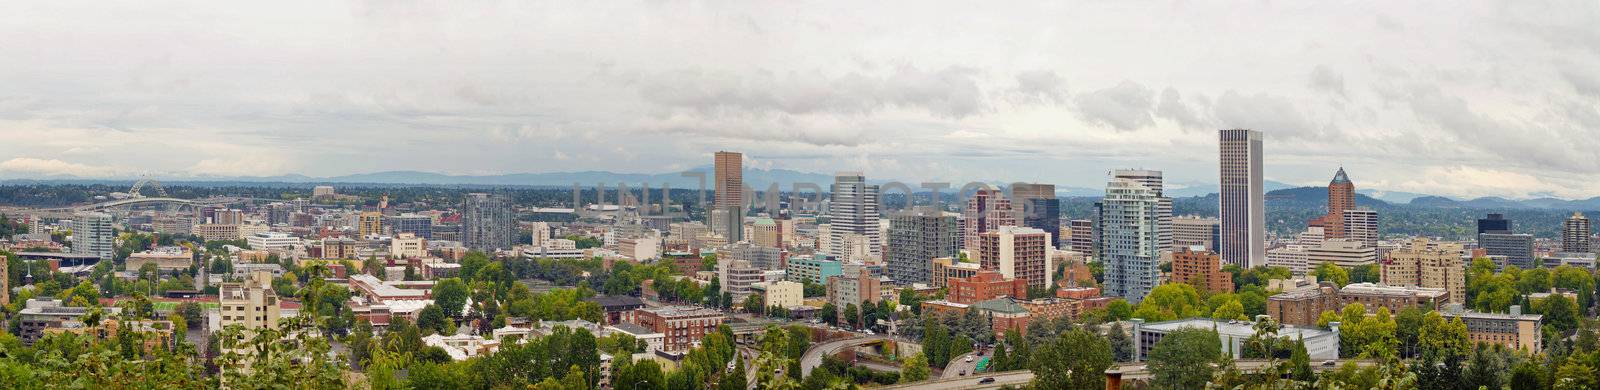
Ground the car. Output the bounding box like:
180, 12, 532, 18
978, 377, 996, 384
959, 370, 967, 376
965, 356, 974, 363
1322, 360, 1338, 367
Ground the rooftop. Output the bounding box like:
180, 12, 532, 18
639, 306, 724, 318
1141, 317, 1337, 339
607, 322, 660, 336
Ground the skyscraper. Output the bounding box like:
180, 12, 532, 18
963, 188, 1015, 250
827, 172, 881, 260
74, 212, 114, 261
1477, 213, 1511, 234
885, 208, 959, 285
1097, 174, 1164, 304
462, 193, 514, 251
1219, 129, 1265, 268
1564, 212, 1592, 253
1342, 208, 1379, 247
1013, 183, 1062, 248
1114, 170, 1171, 250
714, 151, 745, 242
1314, 168, 1355, 238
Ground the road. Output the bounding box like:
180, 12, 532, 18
879, 370, 1033, 390
940, 350, 982, 379
798, 335, 889, 377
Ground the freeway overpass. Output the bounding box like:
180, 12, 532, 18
798, 335, 891, 377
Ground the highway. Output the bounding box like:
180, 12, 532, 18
797, 335, 889, 377
885, 359, 1377, 389
939, 349, 983, 379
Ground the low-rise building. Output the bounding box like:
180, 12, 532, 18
930, 257, 981, 289
826, 263, 882, 310
589, 295, 646, 326
606, 322, 666, 353
17, 299, 123, 344
1168, 248, 1232, 294
125, 246, 194, 272
947, 271, 1027, 304
1442, 305, 1543, 352
219, 270, 282, 331
1267, 282, 1446, 326
751, 280, 803, 309
633, 306, 725, 353
390, 233, 428, 259
1306, 238, 1377, 269
786, 254, 843, 285
247, 232, 300, 252
1134, 317, 1339, 361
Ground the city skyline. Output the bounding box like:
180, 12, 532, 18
2, 2, 1599, 200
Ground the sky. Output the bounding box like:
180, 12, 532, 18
1, 1, 1598, 199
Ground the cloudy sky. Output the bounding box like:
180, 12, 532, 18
2, 1, 1598, 199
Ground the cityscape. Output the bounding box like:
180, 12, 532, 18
3, 2, 1600, 390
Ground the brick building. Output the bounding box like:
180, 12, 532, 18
1267, 282, 1447, 326
1168, 248, 1232, 294
947, 271, 1027, 304
633, 306, 725, 353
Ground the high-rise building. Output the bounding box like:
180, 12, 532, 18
963, 189, 1015, 250
1067, 219, 1095, 257
1171, 216, 1220, 253
1313, 168, 1355, 238
1097, 175, 1164, 303
1563, 212, 1592, 253
462, 193, 514, 251
1013, 183, 1062, 247
826, 263, 882, 310
885, 208, 959, 285
357, 211, 384, 238
73, 212, 114, 261
1218, 129, 1265, 268
1169, 248, 1232, 294
714, 151, 745, 242
1479, 232, 1535, 269
1381, 238, 1466, 304
1342, 208, 1378, 247
1113, 170, 1172, 251
387, 214, 434, 240
978, 226, 1052, 290
827, 172, 881, 260
1477, 213, 1511, 234
220, 270, 281, 331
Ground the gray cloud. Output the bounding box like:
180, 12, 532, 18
1072, 80, 1156, 131
1155, 87, 1207, 129
1010, 70, 1068, 104
631, 65, 984, 119
1309, 65, 1346, 96
1210, 91, 1323, 140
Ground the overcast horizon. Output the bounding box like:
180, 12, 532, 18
3, 1, 1599, 200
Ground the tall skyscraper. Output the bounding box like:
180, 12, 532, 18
978, 226, 1052, 289
827, 172, 881, 260
462, 193, 514, 251
885, 207, 959, 285
1013, 183, 1062, 248
1097, 174, 1164, 303
1114, 170, 1172, 250
1342, 208, 1379, 247
74, 212, 114, 261
1219, 129, 1265, 268
1564, 212, 1592, 253
963, 188, 1015, 250
714, 151, 745, 242
1314, 168, 1355, 238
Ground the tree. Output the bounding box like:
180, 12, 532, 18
416, 304, 450, 335
1147, 328, 1221, 390
1538, 294, 1579, 333
843, 303, 859, 328
1211, 297, 1247, 321
1350, 263, 1381, 284
1553, 357, 1596, 390
1131, 283, 1203, 322
1313, 262, 1350, 286
1104, 299, 1132, 321
900, 352, 930, 382
432, 278, 470, 318
819, 303, 837, 326
1031, 329, 1113, 390
743, 294, 764, 315
1107, 323, 1135, 363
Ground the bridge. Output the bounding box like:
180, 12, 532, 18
799, 335, 892, 377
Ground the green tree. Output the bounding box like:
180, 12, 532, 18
1107, 323, 1135, 362
1031, 329, 1113, 390
819, 303, 837, 326
1131, 283, 1204, 322
1104, 299, 1133, 321
1553, 357, 1596, 390
1313, 262, 1350, 286
432, 277, 471, 318
1211, 297, 1247, 321
1147, 328, 1221, 389
416, 304, 450, 335
900, 352, 931, 382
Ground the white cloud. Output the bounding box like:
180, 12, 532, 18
0, 157, 126, 178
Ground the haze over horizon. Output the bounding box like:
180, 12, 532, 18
3, 1, 1598, 200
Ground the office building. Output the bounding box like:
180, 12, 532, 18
125, 246, 194, 272
1305, 238, 1377, 269
17, 299, 123, 344
1442, 305, 1542, 352
1382, 238, 1467, 304
1564, 212, 1591, 253
715, 151, 745, 242
1013, 183, 1061, 247
1218, 129, 1265, 268
1479, 232, 1535, 269
462, 193, 514, 251
979, 226, 1052, 290
1341, 208, 1378, 247
827, 263, 882, 310
885, 207, 959, 285
1067, 219, 1095, 256
391, 233, 428, 259
1267, 245, 1311, 276
1169, 248, 1232, 294
827, 172, 881, 259
947, 271, 1028, 304
1311, 168, 1355, 238
1267, 283, 1447, 326
1097, 174, 1164, 304
719, 259, 765, 301
963, 188, 1015, 251
1171, 216, 1220, 253
930, 257, 981, 289
750, 281, 803, 309
633, 306, 725, 353
358, 211, 384, 238
73, 212, 114, 261
246, 232, 299, 252
722, 242, 783, 271
1477, 213, 1511, 234
387, 214, 434, 240
786, 254, 843, 284
750, 218, 781, 248
1135, 318, 1338, 361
